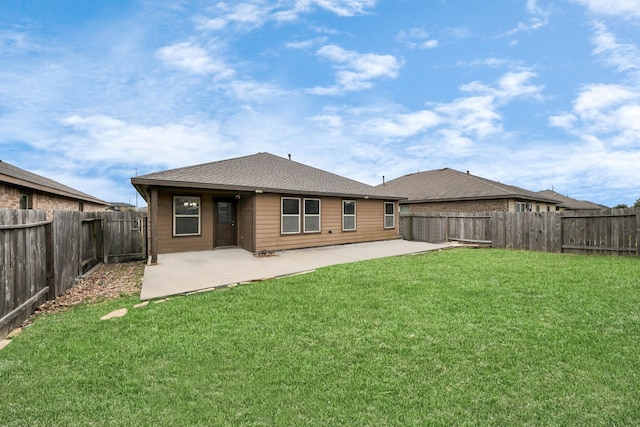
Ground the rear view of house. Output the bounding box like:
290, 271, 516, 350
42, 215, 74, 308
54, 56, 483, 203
0, 160, 108, 219
132, 152, 403, 263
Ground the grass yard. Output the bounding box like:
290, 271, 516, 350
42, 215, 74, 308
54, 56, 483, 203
1, 249, 639, 426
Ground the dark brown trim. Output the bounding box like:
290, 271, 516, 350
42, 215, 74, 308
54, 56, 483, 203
150, 188, 158, 264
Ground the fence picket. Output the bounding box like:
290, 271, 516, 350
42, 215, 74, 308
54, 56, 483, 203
1, 209, 147, 339
401, 208, 639, 257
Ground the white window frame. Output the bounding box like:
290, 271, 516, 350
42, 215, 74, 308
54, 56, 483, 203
303, 198, 321, 233
173, 196, 201, 236
342, 200, 356, 231
384, 202, 395, 229
281, 197, 301, 234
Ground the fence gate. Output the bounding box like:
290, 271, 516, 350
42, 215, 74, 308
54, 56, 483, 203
102, 211, 147, 263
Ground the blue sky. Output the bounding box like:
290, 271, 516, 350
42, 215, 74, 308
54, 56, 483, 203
1, 0, 639, 207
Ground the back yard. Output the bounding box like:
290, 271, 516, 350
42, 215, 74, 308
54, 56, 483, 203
1, 249, 638, 426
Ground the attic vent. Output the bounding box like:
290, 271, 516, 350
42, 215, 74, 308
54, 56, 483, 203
288, 154, 291, 160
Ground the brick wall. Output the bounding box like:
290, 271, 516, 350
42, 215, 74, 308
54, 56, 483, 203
1, 183, 105, 219
406, 199, 509, 214
0, 184, 22, 209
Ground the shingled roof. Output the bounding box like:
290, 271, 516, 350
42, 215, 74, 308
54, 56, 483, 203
0, 160, 107, 205
132, 152, 402, 200
377, 168, 557, 204
537, 190, 605, 210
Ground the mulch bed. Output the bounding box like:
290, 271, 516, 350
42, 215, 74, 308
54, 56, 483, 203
23, 262, 146, 325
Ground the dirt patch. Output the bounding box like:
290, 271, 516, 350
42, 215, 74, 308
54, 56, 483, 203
25, 262, 145, 323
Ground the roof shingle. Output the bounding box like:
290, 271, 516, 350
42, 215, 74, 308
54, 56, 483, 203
133, 152, 402, 200
377, 168, 557, 203
537, 190, 605, 210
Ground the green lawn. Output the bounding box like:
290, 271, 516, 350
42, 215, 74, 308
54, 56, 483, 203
1, 249, 639, 426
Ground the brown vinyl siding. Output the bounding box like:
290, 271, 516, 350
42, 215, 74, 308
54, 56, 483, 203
237, 195, 254, 251
254, 193, 399, 252
156, 190, 214, 254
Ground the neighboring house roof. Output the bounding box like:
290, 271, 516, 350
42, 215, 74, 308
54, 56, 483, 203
377, 168, 558, 204
537, 190, 605, 210
107, 202, 136, 210
132, 152, 403, 200
0, 160, 107, 205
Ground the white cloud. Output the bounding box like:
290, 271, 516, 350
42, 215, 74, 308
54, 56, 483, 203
156, 41, 235, 78
309, 45, 401, 94
357, 69, 541, 143
196, 0, 377, 31
285, 37, 327, 50
497, 70, 544, 99
458, 58, 524, 69
548, 113, 576, 130
460, 70, 544, 101
446, 27, 471, 39
195, 2, 269, 31
365, 110, 441, 138
503, 0, 549, 36
573, 84, 636, 116
60, 114, 232, 169
434, 95, 502, 140
550, 83, 640, 147
221, 80, 289, 102
574, 0, 640, 18
306, 0, 377, 17
397, 28, 439, 50
590, 22, 640, 75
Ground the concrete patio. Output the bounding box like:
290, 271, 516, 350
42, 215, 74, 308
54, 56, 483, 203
140, 240, 457, 300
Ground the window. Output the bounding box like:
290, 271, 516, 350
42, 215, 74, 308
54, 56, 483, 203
19, 193, 32, 209
304, 199, 321, 233
384, 202, 395, 229
173, 196, 201, 236
515, 202, 532, 212
282, 197, 301, 234
343, 200, 356, 231
400, 205, 410, 215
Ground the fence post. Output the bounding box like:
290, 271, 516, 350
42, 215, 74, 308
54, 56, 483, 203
44, 221, 54, 300
102, 216, 110, 264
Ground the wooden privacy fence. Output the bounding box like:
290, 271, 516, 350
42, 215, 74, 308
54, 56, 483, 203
1, 209, 147, 339
401, 208, 640, 257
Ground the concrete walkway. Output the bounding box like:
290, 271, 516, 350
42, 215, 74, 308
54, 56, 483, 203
140, 240, 457, 300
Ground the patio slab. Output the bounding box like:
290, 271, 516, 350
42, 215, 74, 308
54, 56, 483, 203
140, 240, 458, 300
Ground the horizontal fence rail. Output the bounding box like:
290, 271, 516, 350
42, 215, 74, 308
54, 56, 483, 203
1, 209, 147, 339
401, 208, 639, 257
